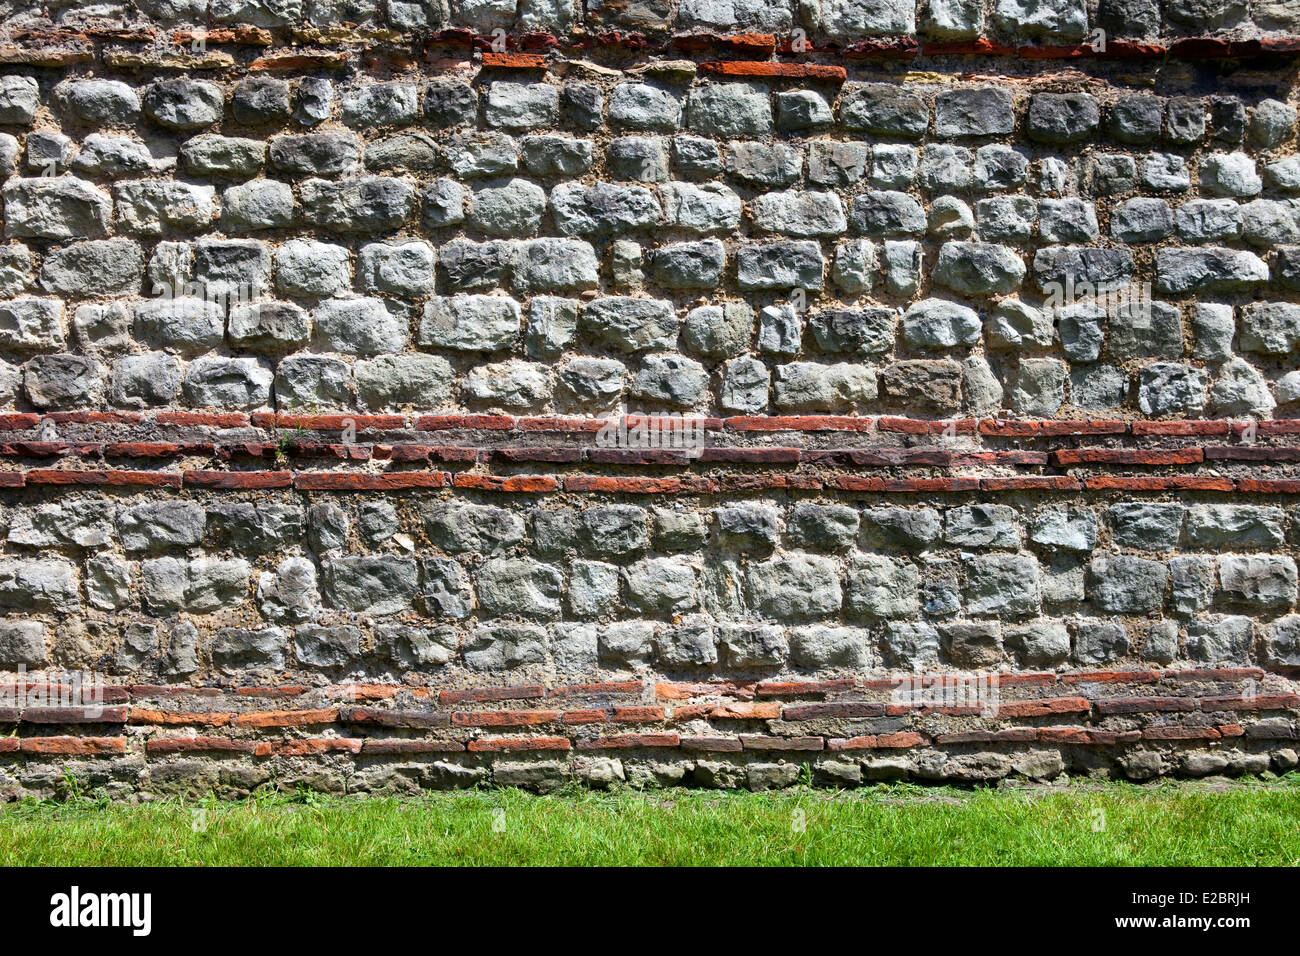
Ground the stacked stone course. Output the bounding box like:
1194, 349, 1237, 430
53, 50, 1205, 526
0, 0, 1297, 795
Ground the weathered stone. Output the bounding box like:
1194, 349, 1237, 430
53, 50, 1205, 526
1089, 554, 1168, 613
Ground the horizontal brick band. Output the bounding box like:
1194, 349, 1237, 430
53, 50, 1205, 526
16, 412, 1300, 439
0, 467, 1296, 496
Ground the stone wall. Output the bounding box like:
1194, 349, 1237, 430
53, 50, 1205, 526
0, 0, 1298, 796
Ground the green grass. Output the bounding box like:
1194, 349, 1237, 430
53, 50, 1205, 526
2, 776, 1298, 866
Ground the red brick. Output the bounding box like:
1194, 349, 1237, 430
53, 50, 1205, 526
756, 679, 855, 697
293, 472, 450, 490
981, 476, 1082, 491
0, 440, 101, 458
415, 414, 515, 431
1237, 479, 1300, 494
707, 59, 847, 79
467, 736, 570, 752
1249, 421, 1300, 436
1199, 694, 1300, 712
233, 708, 338, 728
993, 672, 1059, 687
828, 476, 893, 492
671, 31, 774, 55
0, 414, 40, 430
0, 472, 23, 487
880, 477, 981, 492
481, 51, 547, 67
548, 681, 644, 698
438, 685, 545, 705
622, 415, 721, 432
250, 51, 350, 70
20, 706, 127, 724
1017, 42, 1091, 58
283, 443, 372, 462
809, 448, 1045, 467
325, 683, 402, 701
452, 473, 559, 492
129, 709, 233, 726
564, 475, 718, 493
1206, 445, 1300, 462
980, 419, 1127, 437
843, 36, 919, 59
876, 417, 977, 435
518, 33, 561, 51
31, 408, 138, 424
1062, 669, 1160, 685
1161, 667, 1264, 683
344, 708, 450, 729
489, 447, 582, 463
1132, 421, 1231, 436
259, 738, 364, 756
710, 701, 780, 719
699, 60, 845, 80
1084, 475, 1234, 492
451, 709, 559, 727
172, 26, 272, 45
723, 415, 866, 432
21, 736, 125, 754
611, 706, 664, 723
1100, 39, 1166, 57
1261, 36, 1300, 53
26, 468, 181, 487
997, 697, 1091, 718
696, 447, 801, 463
562, 709, 607, 725
654, 681, 755, 700
1169, 37, 1234, 57
429, 26, 476, 47
214, 442, 274, 460
862, 677, 911, 690
1053, 448, 1202, 466
184, 470, 293, 489
155, 412, 249, 427
921, 37, 1016, 55
377, 444, 476, 463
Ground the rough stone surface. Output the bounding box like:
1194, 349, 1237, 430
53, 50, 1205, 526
0, 5, 1291, 793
